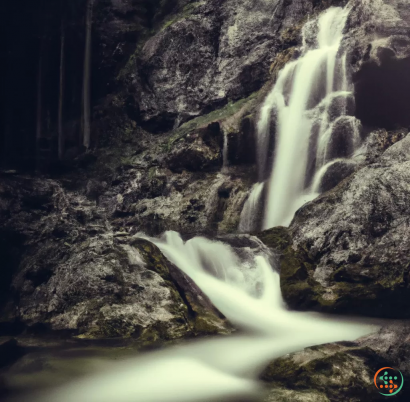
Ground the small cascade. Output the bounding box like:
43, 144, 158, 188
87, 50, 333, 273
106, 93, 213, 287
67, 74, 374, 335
247, 5, 363, 231
239, 182, 264, 233
35, 231, 377, 402
311, 158, 346, 193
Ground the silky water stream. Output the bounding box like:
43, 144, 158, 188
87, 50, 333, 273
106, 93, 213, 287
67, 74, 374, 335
240, 4, 362, 230
17, 231, 378, 402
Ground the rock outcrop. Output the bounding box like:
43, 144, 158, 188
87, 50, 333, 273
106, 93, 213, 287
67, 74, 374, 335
0, 176, 230, 341
262, 323, 410, 401
258, 133, 410, 319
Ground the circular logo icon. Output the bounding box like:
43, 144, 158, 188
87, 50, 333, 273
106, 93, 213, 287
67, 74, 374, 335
374, 367, 404, 396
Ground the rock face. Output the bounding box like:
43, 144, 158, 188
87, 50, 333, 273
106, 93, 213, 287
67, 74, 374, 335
317, 160, 357, 193
262, 133, 410, 318
346, 0, 410, 129
0, 176, 229, 341
126, 0, 344, 131
71, 92, 263, 237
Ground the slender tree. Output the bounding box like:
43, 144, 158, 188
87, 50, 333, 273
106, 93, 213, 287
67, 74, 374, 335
82, 0, 94, 150
36, 40, 43, 142
58, 5, 65, 160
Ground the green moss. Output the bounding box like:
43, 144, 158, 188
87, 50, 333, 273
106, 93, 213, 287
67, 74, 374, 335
162, 91, 260, 153
192, 315, 221, 335
131, 239, 171, 281
158, 1, 205, 32
148, 167, 157, 180
138, 326, 162, 347
269, 47, 297, 79
256, 227, 324, 310
254, 227, 292, 252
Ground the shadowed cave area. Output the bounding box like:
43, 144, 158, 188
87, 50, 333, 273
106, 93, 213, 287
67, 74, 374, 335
354, 48, 410, 129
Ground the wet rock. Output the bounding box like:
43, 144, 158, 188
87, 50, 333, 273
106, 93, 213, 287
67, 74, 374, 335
226, 115, 257, 165
0, 176, 230, 342
267, 133, 410, 318
256, 227, 319, 309
317, 160, 357, 192
262, 342, 400, 402
264, 388, 329, 402
344, 0, 410, 130
128, 0, 327, 131
166, 134, 222, 173
325, 117, 361, 162
166, 260, 231, 335
327, 93, 355, 122
263, 321, 410, 401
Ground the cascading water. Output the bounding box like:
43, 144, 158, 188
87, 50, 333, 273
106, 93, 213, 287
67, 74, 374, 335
238, 183, 265, 233
242, 5, 363, 231
33, 231, 378, 402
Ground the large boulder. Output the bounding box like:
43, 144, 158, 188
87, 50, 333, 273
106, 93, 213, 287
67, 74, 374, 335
258, 133, 410, 318
262, 323, 410, 401
0, 176, 230, 342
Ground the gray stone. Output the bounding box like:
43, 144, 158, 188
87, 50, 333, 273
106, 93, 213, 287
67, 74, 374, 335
282, 133, 410, 318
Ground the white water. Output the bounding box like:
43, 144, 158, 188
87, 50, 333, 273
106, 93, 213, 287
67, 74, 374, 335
34, 232, 378, 402
241, 5, 363, 231
311, 158, 345, 193
239, 182, 264, 233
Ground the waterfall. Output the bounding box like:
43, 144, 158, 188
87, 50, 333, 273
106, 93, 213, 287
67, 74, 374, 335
245, 5, 363, 231
35, 232, 377, 402
82, 0, 94, 150
239, 182, 264, 233
311, 158, 347, 193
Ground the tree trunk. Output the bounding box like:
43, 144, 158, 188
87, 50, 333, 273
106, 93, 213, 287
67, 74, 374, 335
82, 0, 94, 150
36, 43, 43, 142
58, 15, 65, 160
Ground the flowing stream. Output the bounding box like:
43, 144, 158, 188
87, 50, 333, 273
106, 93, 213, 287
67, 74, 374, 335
31, 231, 378, 402
241, 4, 362, 230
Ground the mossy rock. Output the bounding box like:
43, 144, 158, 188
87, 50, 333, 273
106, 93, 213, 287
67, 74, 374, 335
261, 343, 391, 402
256, 226, 410, 317
130, 238, 172, 281
165, 91, 261, 152
255, 227, 325, 310
264, 388, 329, 402
131, 238, 232, 337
